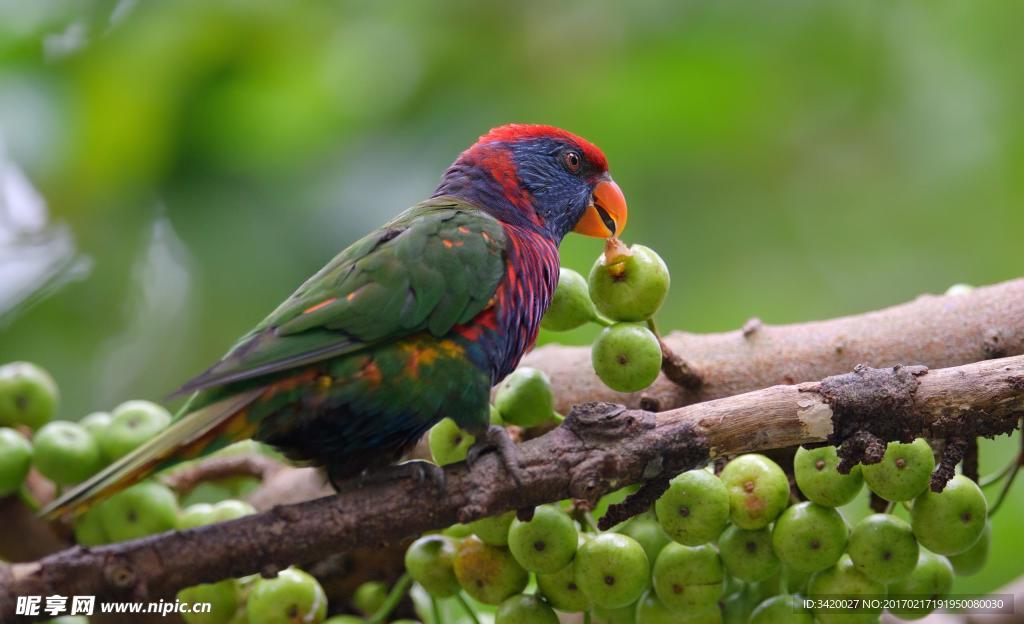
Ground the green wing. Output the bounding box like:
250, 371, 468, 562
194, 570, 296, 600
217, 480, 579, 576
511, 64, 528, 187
176, 197, 507, 394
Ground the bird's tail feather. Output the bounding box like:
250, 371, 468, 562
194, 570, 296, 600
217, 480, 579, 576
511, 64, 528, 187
40, 388, 264, 520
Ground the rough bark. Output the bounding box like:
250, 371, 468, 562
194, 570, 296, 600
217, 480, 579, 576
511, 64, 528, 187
525, 279, 1024, 413
2, 355, 1021, 623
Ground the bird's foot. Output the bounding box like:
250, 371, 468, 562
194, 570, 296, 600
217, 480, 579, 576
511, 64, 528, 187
466, 425, 525, 485
373, 460, 447, 491
331, 460, 446, 493
398, 459, 447, 491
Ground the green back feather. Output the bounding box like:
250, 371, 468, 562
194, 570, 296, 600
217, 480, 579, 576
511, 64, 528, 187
40, 197, 508, 518
176, 197, 507, 396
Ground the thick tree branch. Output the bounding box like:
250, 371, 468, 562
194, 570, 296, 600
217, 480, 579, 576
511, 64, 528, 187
525, 279, 1024, 413
2, 355, 1021, 622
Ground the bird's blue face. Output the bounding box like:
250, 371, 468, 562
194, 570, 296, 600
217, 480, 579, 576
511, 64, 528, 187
511, 137, 610, 242
434, 124, 627, 243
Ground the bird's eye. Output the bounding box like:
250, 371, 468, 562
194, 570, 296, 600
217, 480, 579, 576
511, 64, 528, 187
562, 150, 582, 174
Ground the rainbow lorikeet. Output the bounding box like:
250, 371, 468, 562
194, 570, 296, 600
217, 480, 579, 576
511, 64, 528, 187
43, 124, 627, 518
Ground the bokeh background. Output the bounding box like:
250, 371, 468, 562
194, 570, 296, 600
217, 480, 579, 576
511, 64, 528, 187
1, 0, 1020, 597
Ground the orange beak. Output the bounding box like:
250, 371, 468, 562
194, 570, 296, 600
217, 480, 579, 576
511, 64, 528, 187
573, 177, 628, 238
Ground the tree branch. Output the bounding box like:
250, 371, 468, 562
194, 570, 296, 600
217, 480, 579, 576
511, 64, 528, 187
2, 355, 1021, 621
524, 278, 1024, 413
0, 471, 68, 563
0, 498, 68, 564
161, 453, 284, 496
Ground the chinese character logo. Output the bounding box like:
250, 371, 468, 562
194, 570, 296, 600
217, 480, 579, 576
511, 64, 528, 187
15, 596, 41, 616
71, 595, 96, 616
44, 595, 67, 616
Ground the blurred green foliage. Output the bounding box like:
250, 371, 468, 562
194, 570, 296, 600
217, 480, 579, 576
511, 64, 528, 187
0, 0, 1020, 595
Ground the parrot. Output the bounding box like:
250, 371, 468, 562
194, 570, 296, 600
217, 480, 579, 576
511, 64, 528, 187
42, 124, 628, 519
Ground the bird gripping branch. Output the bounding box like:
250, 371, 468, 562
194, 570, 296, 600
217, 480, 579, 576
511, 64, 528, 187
43, 124, 628, 518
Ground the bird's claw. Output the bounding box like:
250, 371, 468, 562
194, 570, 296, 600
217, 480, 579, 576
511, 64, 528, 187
402, 459, 447, 492
337, 460, 446, 493
466, 425, 525, 486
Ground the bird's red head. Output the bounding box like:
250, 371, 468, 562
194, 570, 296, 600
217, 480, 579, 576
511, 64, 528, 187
435, 124, 628, 242
476, 124, 610, 172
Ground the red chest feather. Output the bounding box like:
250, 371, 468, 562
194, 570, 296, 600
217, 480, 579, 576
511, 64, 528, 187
488, 224, 560, 380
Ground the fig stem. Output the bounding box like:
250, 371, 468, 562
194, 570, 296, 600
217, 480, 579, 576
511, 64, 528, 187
988, 418, 1023, 516
17, 484, 40, 513
647, 318, 704, 390
368, 572, 411, 624
989, 463, 1020, 516
455, 592, 481, 624
979, 444, 1021, 488
431, 596, 442, 624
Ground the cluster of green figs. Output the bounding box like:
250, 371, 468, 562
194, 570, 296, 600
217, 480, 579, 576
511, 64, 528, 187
0, 361, 345, 624
544, 241, 672, 393
0, 361, 188, 541
0, 250, 996, 624
402, 438, 990, 624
